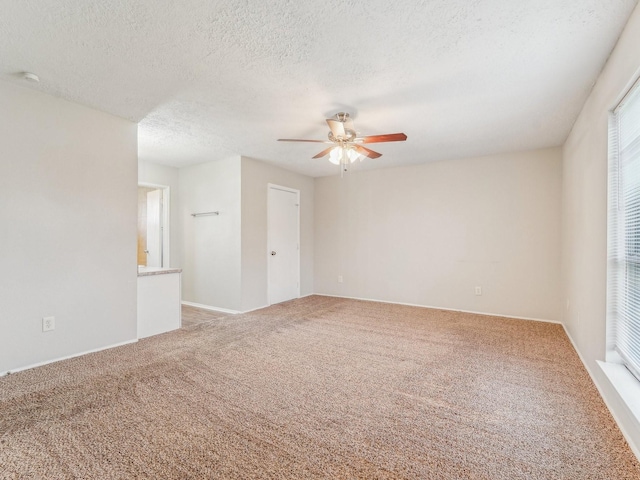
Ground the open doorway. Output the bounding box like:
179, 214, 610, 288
137, 183, 171, 267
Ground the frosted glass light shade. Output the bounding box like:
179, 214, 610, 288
329, 147, 342, 165
346, 148, 359, 163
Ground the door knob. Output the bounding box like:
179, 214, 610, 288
271, 251, 277, 256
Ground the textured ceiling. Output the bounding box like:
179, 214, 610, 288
1, 0, 637, 176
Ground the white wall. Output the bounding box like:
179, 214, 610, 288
562, 3, 640, 453
138, 161, 181, 268
0, 81, 138, 374
315, 148, 562, 321
179, 157, 242, 311
240, 157, 314, 311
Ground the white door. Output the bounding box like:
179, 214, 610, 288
268, 185, 300, 305
146, 189, 162, 267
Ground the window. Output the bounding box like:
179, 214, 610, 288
608, 77, 640, 381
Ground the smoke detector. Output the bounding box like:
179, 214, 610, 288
22, 72, 39, 82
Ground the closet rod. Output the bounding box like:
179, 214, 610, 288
191, 211, 219, 217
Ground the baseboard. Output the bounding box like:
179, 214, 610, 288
183, 294, 314, 315
314, 293, 562, 324
240, 304, 270, 314
561, 325, 640, 461
0, 338, 138, 377
181, 301, 240, 315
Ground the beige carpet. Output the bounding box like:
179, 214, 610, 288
1, 296, 639, 479
181, 304, 229, 327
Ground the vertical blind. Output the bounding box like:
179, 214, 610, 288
608, 78, 640, 381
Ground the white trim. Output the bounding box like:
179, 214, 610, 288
598, 362, 640, 423
162, 187, 170, 266
611, 65, 640, 112
181, 301, 279, 315
0, 338, 138, 377
138, 182, 171, 268
181, 301, 240, 315
267, 183, 301, 306
240, 304, 270, 314
314, 293, 561, 324
267, 184, 300, 194
245, 294, 313, 313
562, 326, 640, 461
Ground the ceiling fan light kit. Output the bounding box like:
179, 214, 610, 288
328, 146, 360, 166
278, 112, 407, 174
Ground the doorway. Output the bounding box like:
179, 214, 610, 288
267, 184, 300, 305
137, 184, 171, 267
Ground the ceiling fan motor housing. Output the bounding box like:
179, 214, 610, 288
328, 129, 356, 142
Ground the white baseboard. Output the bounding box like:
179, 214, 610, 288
241, 293, 314, 313
0, 338, 138, 377
314, 293, 561, 324
181, 301, 240, 315
182, 295, 313, 315
241, 304, 270, 314
561, 325, 640, 461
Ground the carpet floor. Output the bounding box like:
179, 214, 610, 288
1, 295, 639, 479
181, 305, 229, 327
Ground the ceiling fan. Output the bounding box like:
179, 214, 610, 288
278, 112, 407, 170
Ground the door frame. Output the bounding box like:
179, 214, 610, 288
138, 182, 171, 267
267, 183, 300, 305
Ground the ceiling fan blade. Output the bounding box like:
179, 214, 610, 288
354, 145, 382, 159
312, 146, 335, 159
278, 138, 328, 143
326, 119, 346, 138
359, 133, 407, 144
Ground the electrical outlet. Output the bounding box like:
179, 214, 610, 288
338, 275, 344, 283
474, 286, 482, 296
42, 316, 55, 332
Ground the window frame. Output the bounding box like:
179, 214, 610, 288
606, 74, 640, 383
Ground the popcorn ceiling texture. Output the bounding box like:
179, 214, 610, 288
1, 296, 639, 478
0, 1, 637, 175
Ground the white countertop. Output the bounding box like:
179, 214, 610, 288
137, 266, 182, 277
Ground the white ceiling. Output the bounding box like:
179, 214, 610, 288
1, 1, 637, 177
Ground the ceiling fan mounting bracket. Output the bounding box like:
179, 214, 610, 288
335, 112, 350, 122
